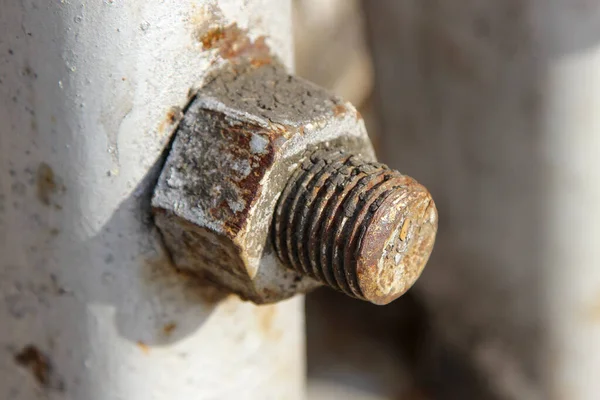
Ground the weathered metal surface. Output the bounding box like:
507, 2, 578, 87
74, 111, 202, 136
273, 149, 437, 305
152, 27, 375, 304
0, 1, 306, 399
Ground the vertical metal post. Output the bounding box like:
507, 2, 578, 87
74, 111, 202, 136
0, 1, 303, 399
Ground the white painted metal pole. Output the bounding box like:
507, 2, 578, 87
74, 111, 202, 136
0, 1, 303, 399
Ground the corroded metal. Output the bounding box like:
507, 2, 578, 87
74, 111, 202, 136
273, 149, 438, 305
151, 25, 376, 304
152, 23, 437, 306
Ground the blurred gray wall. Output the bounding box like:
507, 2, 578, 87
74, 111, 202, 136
364, 2, 600, 399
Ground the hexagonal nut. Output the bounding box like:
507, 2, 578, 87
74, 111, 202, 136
151, 62, 376, 304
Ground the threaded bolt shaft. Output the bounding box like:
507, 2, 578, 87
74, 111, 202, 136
273, 148, 438, 305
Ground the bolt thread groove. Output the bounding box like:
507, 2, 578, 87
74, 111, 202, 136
273, 149, 412, 300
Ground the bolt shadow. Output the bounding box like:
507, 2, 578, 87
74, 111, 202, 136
80, 135, 229, 347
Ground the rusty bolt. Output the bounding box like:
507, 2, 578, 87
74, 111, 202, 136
152, 26, 437, 304
273, 149, 437, 305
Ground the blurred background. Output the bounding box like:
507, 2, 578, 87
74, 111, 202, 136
294, 1, 600, 399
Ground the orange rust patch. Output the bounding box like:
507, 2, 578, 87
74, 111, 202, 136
198, 23, 272, 66
333, 104, 347, 117
199, 26, 226, 49
14, 345, 51, 386
256, 305, 283, 340
163, 322, 177, 336
248, 37, 271, 67
137, 341, 150, 354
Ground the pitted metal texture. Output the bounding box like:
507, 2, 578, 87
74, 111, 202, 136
273, 149, 438, 305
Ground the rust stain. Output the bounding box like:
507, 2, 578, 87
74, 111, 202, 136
259, 305, 275, 331
163, 322, 177, 336
189, 2, 225, 37
256, 305, 283, 340
199, 26, 226, 49
273, 149, 436, 305
37, 162, 56, 206
198, 23, 273, 67
14, 345, 50, 386
137, 341, 150, 354
248, 37, 272, 68
166, 106, 183, 123
158, 106, 184, 134
333, 104, 347, 117
174, 264, 231, 305
36, 162, 65, 207
199, 110, 278, 235
142, 251, 229, 307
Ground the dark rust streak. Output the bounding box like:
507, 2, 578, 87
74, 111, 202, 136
285, 150, 344, 275
304, 157, 352, 282
14, 345, 51, 387
298, 154, 349, 279
201, 110, 278, 234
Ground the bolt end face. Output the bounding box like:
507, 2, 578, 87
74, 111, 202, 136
356, 183, 438, 305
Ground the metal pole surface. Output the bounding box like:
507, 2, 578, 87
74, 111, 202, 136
0, 1, 302, 399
